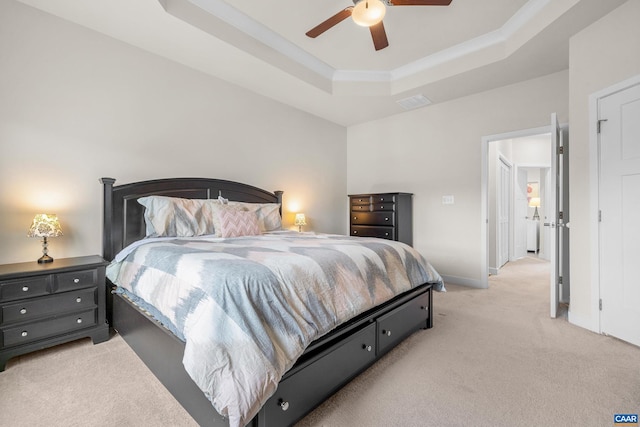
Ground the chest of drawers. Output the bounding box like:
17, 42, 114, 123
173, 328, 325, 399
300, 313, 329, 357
0, 255, 109, 370
348, 193, 413, 246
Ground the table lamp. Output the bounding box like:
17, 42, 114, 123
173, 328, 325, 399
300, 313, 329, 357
294, 213, 306, 232
27, 214, 63, 263
529, 198, 540, 220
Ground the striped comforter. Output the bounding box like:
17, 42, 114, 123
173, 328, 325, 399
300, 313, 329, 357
106, 231, 443, 426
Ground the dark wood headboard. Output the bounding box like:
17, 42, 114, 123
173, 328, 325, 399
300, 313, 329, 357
100, 177, 283, 261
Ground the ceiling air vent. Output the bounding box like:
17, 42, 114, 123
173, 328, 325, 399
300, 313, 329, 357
396, 94, 432, 111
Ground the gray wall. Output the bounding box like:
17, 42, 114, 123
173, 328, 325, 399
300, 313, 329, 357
0, 1, 347, 264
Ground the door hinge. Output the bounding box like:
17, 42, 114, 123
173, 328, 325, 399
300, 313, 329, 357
599, 299, 602, 311
558, 146, 564, 155
599, 210, 602, 222
559, 276, 563, 284
559, 211, 564, 220
597, 118, 608, 134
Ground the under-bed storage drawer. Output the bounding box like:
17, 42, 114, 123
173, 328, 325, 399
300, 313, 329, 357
377, 290, 430, 355
261, 323, 376, 426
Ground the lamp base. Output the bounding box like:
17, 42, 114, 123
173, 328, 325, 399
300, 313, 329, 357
533, 207, 540, 220
37, 254, 54, 264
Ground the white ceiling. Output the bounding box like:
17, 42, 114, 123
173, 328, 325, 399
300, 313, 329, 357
17, 0, 626, 126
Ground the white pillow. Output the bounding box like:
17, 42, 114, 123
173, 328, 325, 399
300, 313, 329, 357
137, 196, 222, 237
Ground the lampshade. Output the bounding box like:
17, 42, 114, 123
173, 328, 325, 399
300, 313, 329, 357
294, 213, 306, 232
27, 214, 63, 263
529, 197, 541, 208
27, 214, 63, 238
351, 0, 386, 27
294, 213, 306, 226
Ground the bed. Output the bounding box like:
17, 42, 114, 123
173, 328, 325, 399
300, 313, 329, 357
101, 177, 443, 427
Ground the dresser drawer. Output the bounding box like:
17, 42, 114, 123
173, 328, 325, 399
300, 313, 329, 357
371, 202, 395, 212
351, 226, 395, 240
350, 196, 371, 205
351, 212, 394, 226
1, 308, 97, 347
262, 323, 376, 426
0, 277, 49, 302
371, 194, 395, 203
351, 204, 371, 212
55, 269, 97, 292
377, 290, 430, 355
1, 288, 96, 325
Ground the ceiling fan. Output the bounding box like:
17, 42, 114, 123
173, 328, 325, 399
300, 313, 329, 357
306, 0, 452, 51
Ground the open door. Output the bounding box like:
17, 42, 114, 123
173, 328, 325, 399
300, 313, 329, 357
548, 113, 567, 318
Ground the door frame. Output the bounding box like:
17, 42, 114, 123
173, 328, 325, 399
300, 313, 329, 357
587, 73, 640, 333
481, 125, 552, 288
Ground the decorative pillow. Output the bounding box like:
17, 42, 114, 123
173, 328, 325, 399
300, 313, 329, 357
208, 203, 248, 237
227, 202, 282, 232
138, 196, 222, 237
218, 209, 260, 238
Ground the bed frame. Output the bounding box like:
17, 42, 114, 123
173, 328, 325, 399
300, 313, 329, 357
101, 177, 433, 427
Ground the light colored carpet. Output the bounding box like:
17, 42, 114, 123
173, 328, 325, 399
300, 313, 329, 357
1, 257, 638, 426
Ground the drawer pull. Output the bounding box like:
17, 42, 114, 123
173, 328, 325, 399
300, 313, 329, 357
385, 232, 389, 236
362, 344, 372, 352
22, 286, 29, 292
21, 331, 28, 337
278, 399, 289, 411
76, 297, 82, 303
76, 318, 83, 324
20, 308, 27, 315
385, 217, 389, 221
420, 306, 426, 311
353, 231, 358, 234
74, 278, 80, 283
353, 216, 357, 220
383, 329, 392, 337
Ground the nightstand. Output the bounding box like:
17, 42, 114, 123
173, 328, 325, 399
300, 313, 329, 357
0, 255, 109, 371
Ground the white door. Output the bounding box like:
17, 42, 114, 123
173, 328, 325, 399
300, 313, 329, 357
514, 168, 528, 259
599, 82, 640, 347
498, 158, 511, 268
549, 113, 560, 318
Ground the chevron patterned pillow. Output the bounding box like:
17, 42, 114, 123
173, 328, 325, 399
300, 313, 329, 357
218, 209, 261, 238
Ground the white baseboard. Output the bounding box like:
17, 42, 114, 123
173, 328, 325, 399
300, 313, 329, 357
440, 274, 487, 289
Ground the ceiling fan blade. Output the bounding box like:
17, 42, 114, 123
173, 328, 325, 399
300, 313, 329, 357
370, 21, 389, 51
389, 0, 452, 5
306, 7, 354, 38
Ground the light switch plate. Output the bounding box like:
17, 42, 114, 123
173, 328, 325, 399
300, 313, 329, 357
442, 195, 454, 205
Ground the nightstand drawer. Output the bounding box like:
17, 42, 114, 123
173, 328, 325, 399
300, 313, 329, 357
1, 288, 96, 325
0, 277, 49, 302
2, 308, 97, 347
351, 212, 395, 226
55, 269, 97, 292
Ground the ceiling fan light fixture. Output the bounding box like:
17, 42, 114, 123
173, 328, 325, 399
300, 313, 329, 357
351, 0, 386, 27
